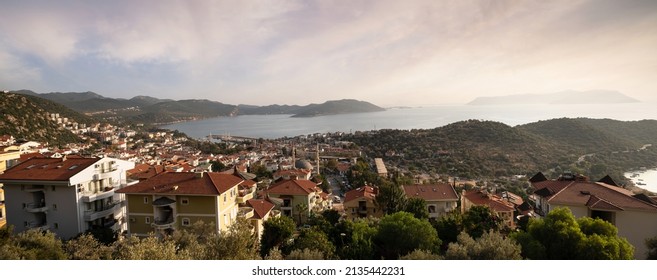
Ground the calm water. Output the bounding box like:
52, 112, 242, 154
162, 103, 657, 139
625, 169, 657, 193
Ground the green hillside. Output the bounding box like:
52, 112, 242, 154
0, 92, 83, 145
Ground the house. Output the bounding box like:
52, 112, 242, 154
403, 183, 459, 219
343, 186, 381, 220
531, 172, 657, 259
0, 157, 135, 239
116, 172, 258, 236
246, 199, 279, 239
273, 169, 311, 181
264, 179, 330, 223
461, 189, 516, 229
374, 158, 387, 178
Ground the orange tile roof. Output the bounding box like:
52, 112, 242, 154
0, 157, 99, 181
246, 199, 275, 219
266, 179, 318, 196
344, 186, 378, 203
463, 190, 515, 212
403, 184, 459, 201
116, 172, 243, 195
535, 180, 657, 212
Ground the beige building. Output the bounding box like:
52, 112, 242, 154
403, 183, 459, 219
264, 179, 330, 224
0, 146, 21, 228
531, 172, 657, 259
117, 172, 263, 236
0, 156, 135, 239
343, 186, 381, 220
461, 189, 516, 229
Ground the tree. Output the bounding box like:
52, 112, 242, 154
295, 203, 309, 224
210, 160, 226, 172
645, 236, 657, 260
404, 197, 429, 220
462, 205, 502, 238
445, 231, 522, 260
335, 219, 378, 260
291, 228, 335, 259
511, 207, 634, 260
205, 217, 260, 260
375, 184, 407, 215
65, 234, 113, 260
260, 215, 296, 258
112, 234, 185, 260
399, 249, 442, 260
432, 212, 463, 252
374, 212, 441, 259
286, 248, 325, 260
0, 229, 67, 260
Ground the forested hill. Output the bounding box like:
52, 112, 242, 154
344, 118, 657, 183
0, 92, 86, 145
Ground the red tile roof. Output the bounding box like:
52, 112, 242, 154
116, 172, 243, 195
534, 180, 657, 212
403, 184, 459, 201
344, 186, 378, 203
266, 179, 319, 196
246, 199, 275, 219
0, 157, 99, 181
463, 190, 515, 212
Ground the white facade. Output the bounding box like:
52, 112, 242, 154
1, 157, 135, 239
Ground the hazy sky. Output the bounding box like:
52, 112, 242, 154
1, 0, 656, 106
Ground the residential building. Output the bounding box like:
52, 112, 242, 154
0, 146, 21, 229
116, 172, 255, 236
531, 172, 657, 259
273, 169, 311, 181
264, 179, 330, 223
374, 158, 387, 177
403, 183, 459, 219
246, 199, 279, 239
0, 156, 135, 239
461, 189, 516, 229
343, 186, 381, 220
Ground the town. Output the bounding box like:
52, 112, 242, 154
1, 106, 656, 260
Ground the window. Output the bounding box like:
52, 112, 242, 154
181, 197, 189, 205
54, 223, 59, 229
51, 186, 56, 192
223, 194, 226, 202
24, 221, 28, 227
145, 217, 151, 224
182, 218, 190, 226
53, 204, 57, 211
144, 197, 149, 204
130, 218, 136, 223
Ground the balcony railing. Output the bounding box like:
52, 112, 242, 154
238, 207, 254, 219
26, 221, 49, 231
24, 202, 48, 213
84, 202, 122, 221
237, 187, 256, 204
24, 187, 45, 193
81, 187, 115, 203
151, 218, 175, 229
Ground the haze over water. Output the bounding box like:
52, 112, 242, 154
162, 103, 657, 139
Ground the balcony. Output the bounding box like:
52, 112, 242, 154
270, 210, 281, 218
26, 222, 49, 231
237, 187, 256, 204
358, 207, 368, 214
103, 219, 122, 232
82, 187, 115, 203
238, 207, 254, 219
151, 217, 175, 229
24, 203, 48, 213
84, 202, 122, 221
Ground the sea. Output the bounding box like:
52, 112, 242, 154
162, 102, 657, 189
625, 169, 657, 193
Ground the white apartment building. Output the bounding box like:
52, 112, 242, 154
0, 156, 135, 239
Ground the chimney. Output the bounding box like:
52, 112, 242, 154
196, 172, 204, 178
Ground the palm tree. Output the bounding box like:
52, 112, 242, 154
295, 203, 309, 224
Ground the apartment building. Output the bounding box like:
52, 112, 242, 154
116, 172, 261, 236
0, 156, 135, 239
343, 186, 381, 220
403, 183, 459, 219
264, 179, 330, 224
0, 146, 21, 228
531, 172, 657, 259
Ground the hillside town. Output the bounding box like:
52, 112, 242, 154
1, 109, 657, 260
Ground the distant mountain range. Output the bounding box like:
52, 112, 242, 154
12, 90, 385, 124
467, 90, 640, 105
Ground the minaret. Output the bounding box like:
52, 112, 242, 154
292, 145, 296, 169
316, 143, 320, 175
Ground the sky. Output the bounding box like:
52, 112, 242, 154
1, 0, 657, 107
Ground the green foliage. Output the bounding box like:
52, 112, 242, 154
291, 228, 335, 259
645, 236, 657, 260
511, 208, 634, 260
462, 205, 502, 238
286, 248, 325, 260
399, 249, 443, 260
375, 185, 407, 215
444, 231, 522, 260
112, 234, 185, 260
334, 219, 378, 260
0, 229, 67, 260
374, 212, 441, 259
404, 197, 429, 220
260, 215, 296, 258
204, 218, 260, 260
432, 212, 463, 251
65, 234, 113, 260
210, 160, 226, 172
